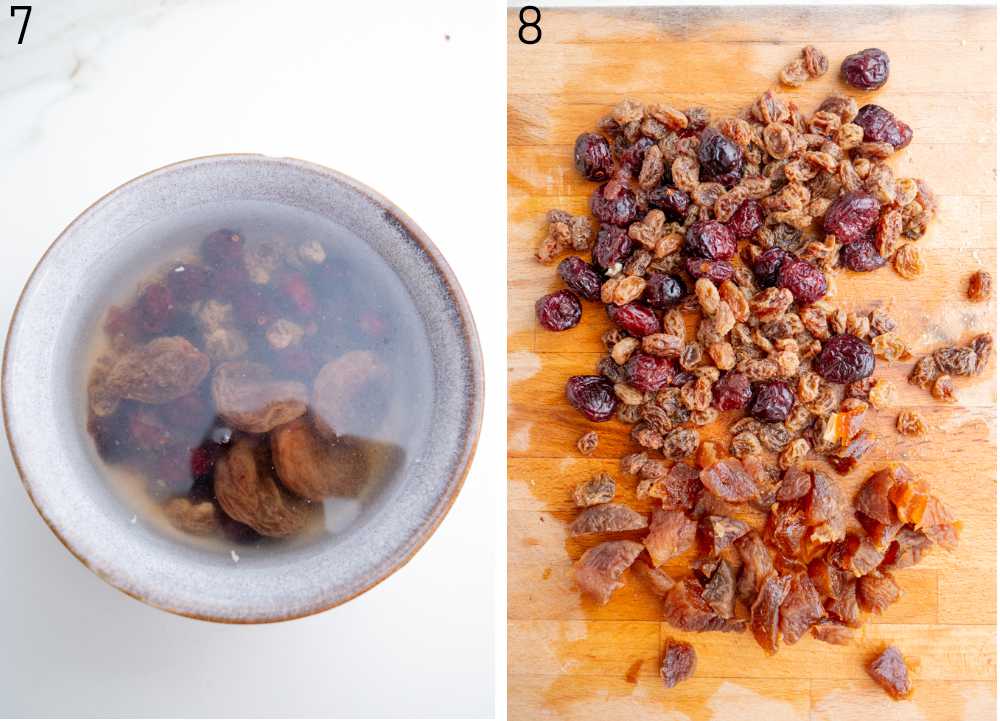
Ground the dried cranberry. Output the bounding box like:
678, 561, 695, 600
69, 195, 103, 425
591, 183, 638, 227
823, 191, 881, 244
713, 372, 752, 411
647, 186, 690, 222
557, 257, 602, 301
778, 257, 827, 305
574, 132, 614, 181
854, 104, 912, 150
619, 137, 655, 171
840, 48, 890, 90
752, 247, 790, 287
685, 257, 734, 285
625, 352, 676, 392
728, 199, 765, 239
815, 335, 875, 384
536, 289, 582, 331
566, 375, 618, 422
202, 228, 244, 267
592, 224, 633, 270
698, 130, 743, 187
685, 220, 736, 260
166, 264, 213, 304
607, 302, 660, 337
841, 241, 886, 272
750, 380, 795, 422
137, 283, 176, 334
644, 272, 686, 309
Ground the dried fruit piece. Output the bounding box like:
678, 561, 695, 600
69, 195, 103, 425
106, 336, 210, 405
699, 515, 750, 555
968, 271, 993, 302
649, 462, 702, 511
814, 334, 875, 384
854, 104, 912, 150
892, 244, 924, 279
574, 132, 614, 180
311, 350, 389, 438
644, 509, 696, 566
634, 560, 676, 597
571, 503, 648, 536
686, 220, 737, 261
536, 289, 582, 331
574, 540, 644, 604
868, 646, 913, 700
577, 430, 599, 456
778, 257, 827, 305
663, 578, 746, 633
212, 361, 308, 434
858, 571, 901, 614
214, 436, 311, 538
700, 458, 757, 503
625, 352, 676, 392
573, 472, 615, 507
841, 48, 890, 90
643, 272, 686, 309
811, 620, 853, 645
779, 573, 825, 645
933, 345, 978, 377
896, 409, 927, 437
702, 560, 737, 618
660, 639, 697, 688
607, 302, 660, 337
558, 257, 603, 301
823, 191, 880, 244
591, 183, 639, 227
750, 573, 792, 655
750, 380, 795, 422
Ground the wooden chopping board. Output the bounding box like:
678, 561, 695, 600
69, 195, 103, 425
507, 6, 997, 720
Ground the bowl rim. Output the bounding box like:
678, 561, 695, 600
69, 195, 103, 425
2, 153, 484, 623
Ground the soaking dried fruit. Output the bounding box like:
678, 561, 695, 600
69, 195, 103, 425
105, 336, 210, 405
271, 417, 372, 500
660, 640, 697, 688
214, 436, 311, 538
163, 497, 220, 536
571, 503, 648, 536
814, 334, 875, 384
868, 646, 913, 700
574, 540, 644, 604
535, 289, 582, 331
841, 48, 890, 90
209, 361, 308, 433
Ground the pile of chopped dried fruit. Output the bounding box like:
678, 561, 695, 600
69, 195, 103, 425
87, 228, 393, 542
533, 45, 988, 698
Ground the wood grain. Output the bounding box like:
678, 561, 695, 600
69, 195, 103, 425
507, 6, 997, 720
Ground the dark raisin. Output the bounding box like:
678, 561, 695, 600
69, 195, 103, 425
752, 248, 790, 288
625, 353, 677, 392
566, 375, 619, 422
814, 334, 876, 384
686, 258, 734, 285
685, 220, 737, 260
671, 370, 696, 389
698, 129, 743, 188
166, 264, 213, 305
841, 241, 886, 272
713, 372, 752, 411
750, 380, 795, 422
574, 132, 614, 181
607, 302, 660, 337
202, 228, 244, 267
727, 199, 765, 239
644, 272, 687, 309
591, 183, 639, 227
137, 282, 177, 334
778, 257, 827, 305
592, 224, 634, 270
647, 186, 690, 222
840, 48, 890, 90
824, 191, 880, 244
558, 256, 603, 301
854, 104, 912, 150
619, 137, 656, 171
535, 289, 582, 331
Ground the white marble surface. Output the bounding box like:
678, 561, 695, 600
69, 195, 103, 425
0, 1, 503, 717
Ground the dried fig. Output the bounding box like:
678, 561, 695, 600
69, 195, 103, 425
162, 497, 220, 536
271, 417, 371, 500
212, 361, 308, 433
106, 336, 210, 404
214, 436, 311, 537
312, 351, 389, 438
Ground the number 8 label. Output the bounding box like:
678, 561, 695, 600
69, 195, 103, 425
518, 6, 541, 45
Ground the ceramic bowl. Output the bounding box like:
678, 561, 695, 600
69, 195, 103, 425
2, 155, 483, 623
